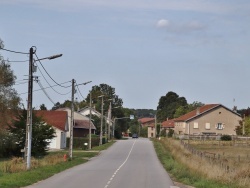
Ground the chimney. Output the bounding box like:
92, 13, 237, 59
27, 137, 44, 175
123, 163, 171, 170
196, 107, 200, 115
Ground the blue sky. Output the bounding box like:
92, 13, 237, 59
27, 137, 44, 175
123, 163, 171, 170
0, 0, 250, 110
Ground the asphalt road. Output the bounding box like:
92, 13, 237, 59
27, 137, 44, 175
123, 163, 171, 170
26, 138, 177, 188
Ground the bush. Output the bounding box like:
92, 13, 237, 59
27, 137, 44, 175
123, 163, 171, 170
66, 137, 100, 149
221, 135, 232, 141
168, 129, 174, 138
160, 129, 167, 137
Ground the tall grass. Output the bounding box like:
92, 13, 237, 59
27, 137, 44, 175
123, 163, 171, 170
0, 154, 67, 173
153, 138, 250, 188
0, 141, 115, 188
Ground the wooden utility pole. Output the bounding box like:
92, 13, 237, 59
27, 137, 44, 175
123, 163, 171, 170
89, 92, 92, 150
99, 96, 104, 145
25, 47, 34, 170
69, 79, 75, 159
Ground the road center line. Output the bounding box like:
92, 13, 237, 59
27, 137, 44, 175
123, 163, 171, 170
104, 140, 136, 188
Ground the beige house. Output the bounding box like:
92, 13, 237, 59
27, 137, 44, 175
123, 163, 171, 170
138, 118, 156, 138
161, 119, 175, 134
174, 104, 242, 136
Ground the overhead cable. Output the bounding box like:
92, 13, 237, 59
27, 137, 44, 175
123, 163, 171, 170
37, 80, 55, 105
75, 81, 85, 101
14, 81, 28, 86
0, 47, 29, 55
34, 53, 69, 88
4, 59, 29, 63
35, 61, 71, 95
19, 81, 72, 95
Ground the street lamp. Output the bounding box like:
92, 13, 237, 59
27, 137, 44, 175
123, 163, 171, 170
25, 47, 62, 170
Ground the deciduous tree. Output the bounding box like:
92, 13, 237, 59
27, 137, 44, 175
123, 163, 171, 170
157, 91, 188, 121
86, 84, 125, 138
0, 38, 20, 129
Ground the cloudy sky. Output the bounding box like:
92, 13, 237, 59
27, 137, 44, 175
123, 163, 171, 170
0, 0, 250, 110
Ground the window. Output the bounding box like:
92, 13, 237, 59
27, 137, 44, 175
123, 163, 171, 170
216, 123, 223, 130
205, 123, 210, 130
151, 133, 154, 137
151, 127, 154, 131
194, 122, 199, 129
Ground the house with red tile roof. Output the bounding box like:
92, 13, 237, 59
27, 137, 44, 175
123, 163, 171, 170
35, 110, 68, 149
56, 108, 96, 138
138, 117, 156, 138
161, 119, 175, 129
174, 104, 242, 136
138, 118, 155, 127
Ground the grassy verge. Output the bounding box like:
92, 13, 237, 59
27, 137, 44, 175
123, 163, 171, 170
92, 140, 116, 151
0, 141, 115, 188
153, 138, 240, 188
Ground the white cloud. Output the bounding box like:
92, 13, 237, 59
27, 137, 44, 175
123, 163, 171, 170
156, 19, 170, 28
156, 19, 206, 33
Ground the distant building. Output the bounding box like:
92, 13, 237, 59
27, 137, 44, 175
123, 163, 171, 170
56, 108, 96, 137
138, 118, 155, 138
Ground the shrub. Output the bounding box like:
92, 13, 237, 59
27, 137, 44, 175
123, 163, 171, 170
221, 135, 232, 141
168, 129, 174, 137
66, 137, 100, 149
160, 129, 167, 137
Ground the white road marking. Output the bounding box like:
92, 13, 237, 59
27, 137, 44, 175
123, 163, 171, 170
104, 140, 136, 188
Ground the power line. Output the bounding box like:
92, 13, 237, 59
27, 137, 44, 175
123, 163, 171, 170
75, 81, 85, 101
4, 59, 29, 63
0, 47, 29, 55
14, 81, 28, 86
19, 81, 72, 95
34, 53, 68, 88
35, 61, 71, 95
37, 80, 55, 105
15, 79, 28, 83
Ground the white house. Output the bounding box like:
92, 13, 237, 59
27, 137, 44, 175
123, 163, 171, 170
35, 110, 68, 149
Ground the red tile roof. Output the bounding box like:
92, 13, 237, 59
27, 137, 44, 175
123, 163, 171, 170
138, 118, 155, 124
161, 119, 175, 128
35, 110, 68, 131
174, 104, 220, 122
